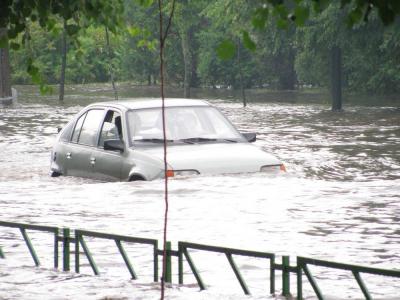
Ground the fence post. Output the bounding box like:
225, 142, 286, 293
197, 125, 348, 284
270, 255, 275, 294
297, 257, 303, 300
75, 231, 80, 273
178, 242, 183, 284
282, 255, 291, 297
54, 229, 59, 269
63, 228, 70, 271
154, 240, 159, 282
165, 241, 172, 283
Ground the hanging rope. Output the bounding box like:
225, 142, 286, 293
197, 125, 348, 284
158, 0, 176, 299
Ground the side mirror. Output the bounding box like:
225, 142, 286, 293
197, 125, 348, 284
104, 139, 125, 152
242, 132, 256, 143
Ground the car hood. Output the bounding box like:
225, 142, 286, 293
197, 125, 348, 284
137, 142, 281, 174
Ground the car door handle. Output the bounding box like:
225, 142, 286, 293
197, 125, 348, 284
90, 157, 96, 166
66, 152, 72, 159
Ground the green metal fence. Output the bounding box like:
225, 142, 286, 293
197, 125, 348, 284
178, 241, 275, 295
0, 221, 60, 269
297, 256, 400, 300
74, 229, 159, 282
1, 221, 399, 299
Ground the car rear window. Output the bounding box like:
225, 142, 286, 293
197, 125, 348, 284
60, 121, 73, 142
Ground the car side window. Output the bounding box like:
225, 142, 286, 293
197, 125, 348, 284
76, 109, 104, 146
71, 112, 87, 143
99, 110, 123, 147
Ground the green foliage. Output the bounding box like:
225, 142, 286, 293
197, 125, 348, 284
2, 0, 124, 93
293, 5, 310, 26
1, 0, 124, 43
252, 0, 400, 28
5, 0, 400, 97
216, 40, 236, 60
242, 31, 256, 51
294, 3, 400, 94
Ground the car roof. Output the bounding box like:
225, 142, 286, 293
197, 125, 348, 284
87, 98, 211, 111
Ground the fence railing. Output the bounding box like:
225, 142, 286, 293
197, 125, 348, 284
0, 220, 59, 268
74, 229, 159, 282
178, 241, 276, 295
297, 256, 400, 300
1, 221, 399, 299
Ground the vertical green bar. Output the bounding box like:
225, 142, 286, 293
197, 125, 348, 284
297, 258, 303, 300
54, 230, 58, 269
270, 255, 275, 294
63, 228, 70, 271
75, 231, 80, 273
154, 241, 158, 282
178, 243, 183, 284
0, 245, 5, 259
165, 241, 172, 283
282, 256, 290, 297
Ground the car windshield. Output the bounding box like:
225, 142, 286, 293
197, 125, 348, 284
127, 106, 246, 145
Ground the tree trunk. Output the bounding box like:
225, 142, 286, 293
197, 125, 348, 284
331, 46, 342, 111
285, 49, 296, 90
237, 42, 247, 107
180, 28, 191, 98
0, 28, 12, 102
59, 21, 67, 102
190, 49, 199, 88
276, 50, 296, 90
105, 27, 118, 100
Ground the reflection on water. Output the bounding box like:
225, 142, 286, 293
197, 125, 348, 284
0, 86, 399, 299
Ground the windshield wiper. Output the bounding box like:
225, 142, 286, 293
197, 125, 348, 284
179, 137, 217, 144
135, 137, 237, 144
218, 138, 238, 143
179, 137, 239, 144
134, 138, 174, 143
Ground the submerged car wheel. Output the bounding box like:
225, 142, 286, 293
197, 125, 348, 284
129, 175, 145, 181
50, 171, 61, 177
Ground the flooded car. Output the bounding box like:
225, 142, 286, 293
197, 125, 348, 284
50, 99, 285, 181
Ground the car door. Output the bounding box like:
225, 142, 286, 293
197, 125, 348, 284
91, 109, 124, 181
65, 108, 105, 178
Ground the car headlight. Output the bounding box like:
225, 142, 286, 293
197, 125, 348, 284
167, 169, 200, 177
260, 164, 286, 173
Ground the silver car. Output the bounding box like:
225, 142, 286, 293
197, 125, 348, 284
50, 99, 285, 181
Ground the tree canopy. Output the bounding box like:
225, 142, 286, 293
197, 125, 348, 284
0, 0, 124, 42
0, 0, 125, 94
2, 0, 400, 98
251, 0, 400, 29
